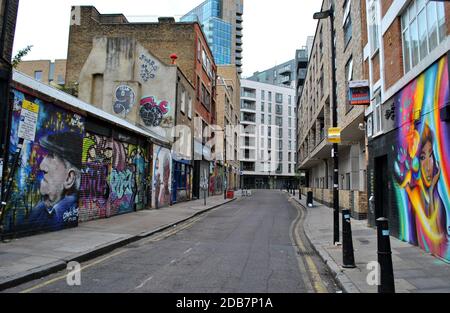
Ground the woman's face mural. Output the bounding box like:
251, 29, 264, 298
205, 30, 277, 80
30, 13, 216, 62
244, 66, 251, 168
393, 56, 449, 261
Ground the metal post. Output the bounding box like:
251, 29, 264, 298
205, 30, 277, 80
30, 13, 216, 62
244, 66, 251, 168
329, 8, 340, 245
342, 209, 356, 268
376, 217, 395, 293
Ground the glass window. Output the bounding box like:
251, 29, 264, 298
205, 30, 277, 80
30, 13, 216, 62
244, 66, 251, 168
268, 92, 272, 102
344, 13, 352, 47
34, 71, 43, 81
180, 87, 186, 113
188, 97, 192, 119
373, 90, 382, 134
261, 113, 265, 124
369, 0, 380, 55
401, 0, 446, 74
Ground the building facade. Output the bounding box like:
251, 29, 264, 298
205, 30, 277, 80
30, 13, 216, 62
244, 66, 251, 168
181, 0, 244, 75
240, 79, 296, 189
16, 59, 67, 86
65, 6, 218, 201
247, 59, 297, 88
216, 65, 241, 191
364, 0, 450, 261
297, 0, 369, 219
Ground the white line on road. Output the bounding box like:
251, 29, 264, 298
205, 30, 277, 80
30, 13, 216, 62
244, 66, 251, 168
183, 248, 192, 254
170, 259, 176, 264
135, 276, 153, 290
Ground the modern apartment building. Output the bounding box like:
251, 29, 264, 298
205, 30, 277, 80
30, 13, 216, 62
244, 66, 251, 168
247, 59, 297, 88
364, 0, 449, 261
297, 0, 369, 219
240, 79, 296, 189
181, 0, 244, 74
16, 59, 67, 86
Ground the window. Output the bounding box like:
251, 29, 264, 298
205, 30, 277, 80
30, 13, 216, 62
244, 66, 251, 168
288, 118, 292, 127
278, 140, 283, 150
276, 116, 283, 126
188, 97, 192, 119
268, 104, 272, 113
180, 87, 186, 113
34, 71, 43, 81
288, 95, 292, 105
268, 92, 272, 102
401, 0, 446, 73
268, 115, 272, 124
276, 104, 283, 115
261, 114, 265, 124
345, 57, 354, 113
289, 164, 292, 174
373, 90, 382, 134
261, 90, 265, 100
368, 0, 380, 55
261, 102, 265, 112
275, 93, 283, 103
344, 12, 352, 47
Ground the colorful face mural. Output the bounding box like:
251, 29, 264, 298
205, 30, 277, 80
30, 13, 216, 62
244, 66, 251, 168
2, 90, 84, 234
152, 145, 172, 209
393, 56, 450, 261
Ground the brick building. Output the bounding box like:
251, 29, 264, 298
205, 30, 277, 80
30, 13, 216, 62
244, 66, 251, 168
16, 59, 66, 86
297, 0, 369, 219
364, 0, 450, 261
65, 6, 218, 201
216, 65, 241, 191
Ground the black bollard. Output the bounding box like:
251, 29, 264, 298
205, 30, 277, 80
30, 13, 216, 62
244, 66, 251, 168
307, 191, 313, 207
342, 209, 356, 268
376, 217, 395, 293
293, 188, 296, 196
299, 190, 301, 200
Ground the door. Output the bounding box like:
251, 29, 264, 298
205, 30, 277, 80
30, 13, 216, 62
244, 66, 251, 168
374, 155, 388, 219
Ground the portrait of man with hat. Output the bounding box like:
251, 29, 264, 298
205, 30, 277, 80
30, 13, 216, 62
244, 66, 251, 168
26, 131, 82, 231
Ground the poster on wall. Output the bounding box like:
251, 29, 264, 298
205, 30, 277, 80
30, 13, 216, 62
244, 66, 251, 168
393, 56, 450, 261
152, 145, 172, 209
2, 90, 85, 234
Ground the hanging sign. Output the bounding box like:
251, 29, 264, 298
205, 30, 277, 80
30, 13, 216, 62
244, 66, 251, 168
18, 100, 39, 142
348, 80, 370, 105
327, 127, 341, 144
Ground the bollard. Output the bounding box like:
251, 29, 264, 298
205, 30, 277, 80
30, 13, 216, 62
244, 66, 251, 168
299, 190, 301, 200
306, 191, 313, 207
376, 217, 395, 293
342, 209, 356, 268
293, 188, 296, 196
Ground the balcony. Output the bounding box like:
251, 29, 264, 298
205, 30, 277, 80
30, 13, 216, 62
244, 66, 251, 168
298, 69, 307, 80
241, 112, 256, 124
236, 14, 243, 22
236, 30, 243, 37
236, 52, 243, 59
236, 59, 242, 66
236, 38, 243, 45
236, 23, 243, 31
241, 162, 255, 172
241, 100, 256, 111
241, 88, 256, 99
280, 75, 291, 84
279, 65, 292, 74
236, 45, 243, 52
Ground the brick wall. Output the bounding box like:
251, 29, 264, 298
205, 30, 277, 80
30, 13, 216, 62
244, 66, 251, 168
383, 18, 403, 90
372, 52, 380, 83
381, 0, 394, 18
0, 0, 19, 64
16, 60, 51, 83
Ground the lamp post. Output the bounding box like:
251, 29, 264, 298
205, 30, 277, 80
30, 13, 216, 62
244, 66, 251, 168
313, 5, 340, 245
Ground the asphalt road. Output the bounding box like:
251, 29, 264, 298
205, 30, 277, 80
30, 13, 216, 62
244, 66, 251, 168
5, 190, 338, 293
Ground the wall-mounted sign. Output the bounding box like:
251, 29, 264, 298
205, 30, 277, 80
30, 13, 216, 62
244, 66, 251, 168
327, 127, 341, 144
348, 80, 370, 105
18, 100, 39, 142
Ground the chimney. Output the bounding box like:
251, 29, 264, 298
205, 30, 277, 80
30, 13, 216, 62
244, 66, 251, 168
158, 17, 175, 24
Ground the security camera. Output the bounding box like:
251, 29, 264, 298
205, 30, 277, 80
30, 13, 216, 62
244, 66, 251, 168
358, 122, 365, 131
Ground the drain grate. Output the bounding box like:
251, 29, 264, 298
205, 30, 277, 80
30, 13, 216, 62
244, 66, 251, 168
297, 249, 316, 257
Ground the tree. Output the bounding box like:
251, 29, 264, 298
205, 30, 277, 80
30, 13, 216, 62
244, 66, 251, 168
11, 45, 33, 68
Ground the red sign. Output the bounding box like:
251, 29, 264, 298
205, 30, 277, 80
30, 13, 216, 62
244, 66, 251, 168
348, 80, 370, 106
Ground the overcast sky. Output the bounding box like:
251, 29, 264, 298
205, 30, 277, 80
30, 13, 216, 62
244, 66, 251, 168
12, 0, 320, 78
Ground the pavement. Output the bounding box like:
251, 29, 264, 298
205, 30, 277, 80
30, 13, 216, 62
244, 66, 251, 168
0, 192, 239, 291
289, 192, 450, 293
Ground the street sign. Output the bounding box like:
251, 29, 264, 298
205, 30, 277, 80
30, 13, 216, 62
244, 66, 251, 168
327, 127, 341, 143
348, 80, 370, 105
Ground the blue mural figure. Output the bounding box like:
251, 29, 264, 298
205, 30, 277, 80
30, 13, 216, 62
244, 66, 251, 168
24, 132, 82, 231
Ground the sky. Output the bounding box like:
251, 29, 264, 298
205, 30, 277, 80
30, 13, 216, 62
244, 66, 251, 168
12, 0, 321, 78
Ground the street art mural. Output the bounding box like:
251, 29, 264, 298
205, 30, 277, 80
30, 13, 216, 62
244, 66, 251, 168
139, 96, 171, 127
113, 85, 136, 116
79, 132, 112, 222
2, 89, 84, 234
152, 145, 172, 209
209, 164, 223, 196
139, 53, 159, 82
393, 56, 450, 261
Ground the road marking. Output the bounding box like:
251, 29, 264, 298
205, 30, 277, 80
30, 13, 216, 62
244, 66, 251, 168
135, 276, 153, 290
288, 197, 328, 293
183, 248, 192, 254
170, 259, 176, 264
20, 249, 127, 293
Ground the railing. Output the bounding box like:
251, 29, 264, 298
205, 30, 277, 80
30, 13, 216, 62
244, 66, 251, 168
242, 92, 256, 99
241, 102, 256, 110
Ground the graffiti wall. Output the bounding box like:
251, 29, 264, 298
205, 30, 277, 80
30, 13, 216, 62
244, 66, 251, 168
393, 56, 450, 261
2, 89, 84, 234
79, 132, 112, 222
209, 163, 224, 196
152, 145, 172, 209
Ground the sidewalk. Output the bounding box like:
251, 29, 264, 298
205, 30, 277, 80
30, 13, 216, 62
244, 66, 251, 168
0, 192, 240, 291
289, 193, 450, 293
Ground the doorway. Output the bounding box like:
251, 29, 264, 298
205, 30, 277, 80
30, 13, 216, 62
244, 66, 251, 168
374, 155, 388, 219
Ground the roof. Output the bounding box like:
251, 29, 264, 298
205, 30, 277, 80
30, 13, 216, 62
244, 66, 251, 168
12, 70, 170, 144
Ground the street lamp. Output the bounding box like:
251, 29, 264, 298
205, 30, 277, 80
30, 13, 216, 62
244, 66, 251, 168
313, 5, 340, 245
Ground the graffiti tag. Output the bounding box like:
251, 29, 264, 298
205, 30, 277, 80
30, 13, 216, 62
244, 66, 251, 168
140, 96, 170, 127
110, 168, 134, 199
113, 85, 136, 116
139, 54, 158, 82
